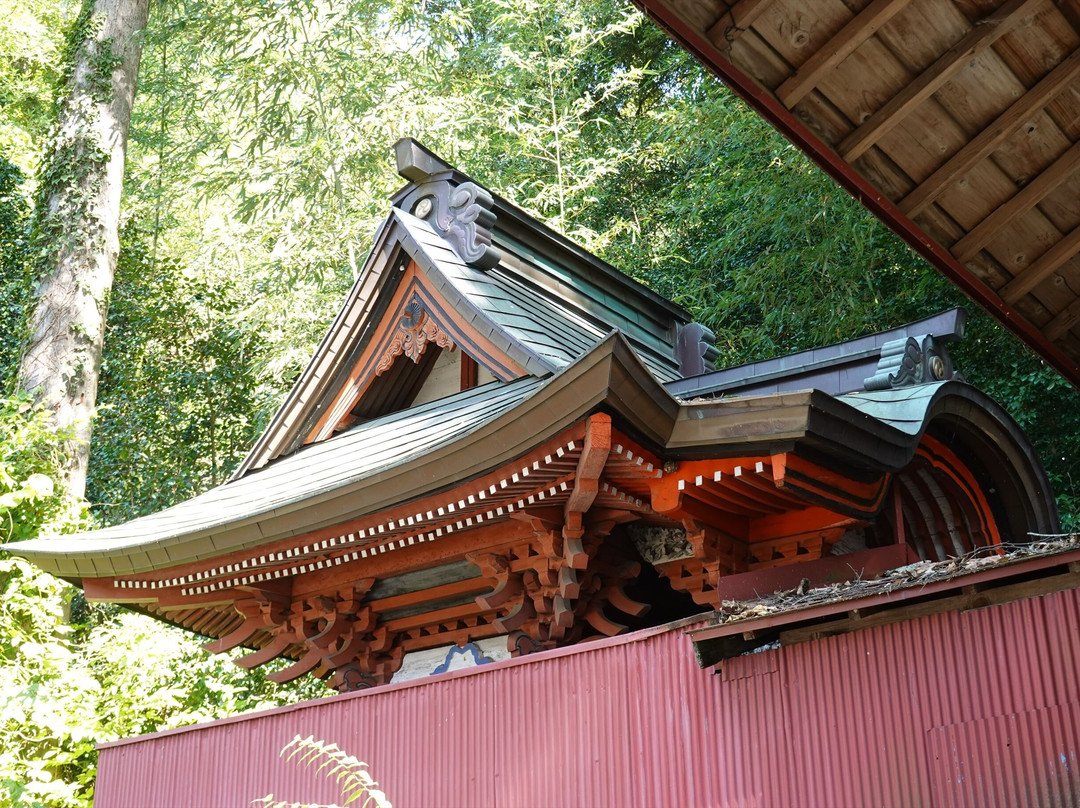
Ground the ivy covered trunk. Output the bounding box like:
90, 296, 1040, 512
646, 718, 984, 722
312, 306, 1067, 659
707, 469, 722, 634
18, 0, 150, 499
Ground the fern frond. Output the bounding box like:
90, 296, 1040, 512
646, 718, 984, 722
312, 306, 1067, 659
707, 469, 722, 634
271, 735, 392, 808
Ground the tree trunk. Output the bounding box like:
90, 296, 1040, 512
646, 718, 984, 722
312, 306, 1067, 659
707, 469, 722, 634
18, 0, 150, 499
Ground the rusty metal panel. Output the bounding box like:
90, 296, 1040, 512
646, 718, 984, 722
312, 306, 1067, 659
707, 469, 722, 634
96, 588, 1080, 808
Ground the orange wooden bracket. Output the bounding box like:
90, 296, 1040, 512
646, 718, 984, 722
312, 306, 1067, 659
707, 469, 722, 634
563, 413, 612, 538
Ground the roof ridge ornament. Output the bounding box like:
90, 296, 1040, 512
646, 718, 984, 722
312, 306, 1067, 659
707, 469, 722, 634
394, 138, 502, 270
676, 322, 720, 377
863, 333, 962, 391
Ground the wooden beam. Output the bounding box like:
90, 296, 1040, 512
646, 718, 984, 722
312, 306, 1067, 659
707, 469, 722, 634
202, 617, 260, 654
838, 0, 1046, 161
900, 48, 1080, 216
585, 604, 627, 636
234, 633, 292, 669
952, 139, 1080, 262
1044, 297, 1080, 341
705, 0, 774, 48
999, 222, 1080, 303
776, 0, 913, 109
564, 413, 611, 521
366, 576, 491, 613
383, 601, 493, 633
747, 506, 859, 542
290, 519, 535, 597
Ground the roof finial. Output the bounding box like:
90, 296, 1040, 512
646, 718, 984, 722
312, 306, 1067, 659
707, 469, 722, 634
392, 138, 502, 270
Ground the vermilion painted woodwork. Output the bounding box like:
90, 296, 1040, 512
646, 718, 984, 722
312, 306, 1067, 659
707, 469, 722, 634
307, 261, 528, 443
84, 414, 1008, 688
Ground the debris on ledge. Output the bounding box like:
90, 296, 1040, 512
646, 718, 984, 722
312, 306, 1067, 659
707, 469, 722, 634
688, 535, 1080, 668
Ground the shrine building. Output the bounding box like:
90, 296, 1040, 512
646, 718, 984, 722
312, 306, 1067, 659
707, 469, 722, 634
8, 140, 1080, 806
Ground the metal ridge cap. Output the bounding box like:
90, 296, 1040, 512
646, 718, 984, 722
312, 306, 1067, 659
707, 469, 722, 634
388, 137, 688, 321
667, 308, 968, 397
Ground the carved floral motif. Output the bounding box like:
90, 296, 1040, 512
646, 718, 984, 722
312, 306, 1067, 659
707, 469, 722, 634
373, 299, 455, 376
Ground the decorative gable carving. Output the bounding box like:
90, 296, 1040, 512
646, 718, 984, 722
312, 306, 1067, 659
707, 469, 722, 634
374, 298, 456, 376
307, 264, 527, 442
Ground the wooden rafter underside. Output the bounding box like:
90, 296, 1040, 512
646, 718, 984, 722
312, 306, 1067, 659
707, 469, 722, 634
637, 0, 1080, 384
83, 413, 1004, 690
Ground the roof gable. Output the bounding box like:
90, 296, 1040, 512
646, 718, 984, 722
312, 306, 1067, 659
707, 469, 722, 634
236, 141, 710, 477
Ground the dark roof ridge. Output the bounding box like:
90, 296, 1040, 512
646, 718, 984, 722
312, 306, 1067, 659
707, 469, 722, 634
668, 307, 968, 399
391, 137, 692, 323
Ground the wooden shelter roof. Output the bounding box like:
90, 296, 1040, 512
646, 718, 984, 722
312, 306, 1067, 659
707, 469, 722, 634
634, 0, 1080, 386
234, 140, 698, 477
6, 334, 1055, 580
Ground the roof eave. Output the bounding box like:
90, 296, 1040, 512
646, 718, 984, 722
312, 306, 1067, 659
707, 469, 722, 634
631, 0, 1080, 390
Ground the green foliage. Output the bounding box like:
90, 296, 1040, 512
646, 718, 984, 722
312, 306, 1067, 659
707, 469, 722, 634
0, 156, 31, 387
0, 558, 327, 808
954, 313, 1080, 532
0, 0, 76, 173
255, 735, 392, 808
0, 396, 86, 542
0, 558, 96, 807
2, 0, 1080, 803
88, 225, 268, 523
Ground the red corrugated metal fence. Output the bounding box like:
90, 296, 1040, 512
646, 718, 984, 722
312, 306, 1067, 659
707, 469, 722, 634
95, 588, 1080, 807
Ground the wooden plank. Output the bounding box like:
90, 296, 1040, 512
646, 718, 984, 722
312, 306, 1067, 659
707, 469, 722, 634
1044, 297, 1080, 340
952, 138, 1080, 262
900, 48, 1080, 216
1000, 223, 1080, 302
367, 576, 491, 613
776, 0, 914, 108
838, 0, 1047, 161
705, 0, 774, 47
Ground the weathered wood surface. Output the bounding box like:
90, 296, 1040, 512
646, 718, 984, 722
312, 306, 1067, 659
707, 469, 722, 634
638, 0, 1080, 381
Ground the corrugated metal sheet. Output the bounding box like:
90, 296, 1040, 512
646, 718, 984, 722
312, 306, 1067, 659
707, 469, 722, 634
96, 587, 1080, 807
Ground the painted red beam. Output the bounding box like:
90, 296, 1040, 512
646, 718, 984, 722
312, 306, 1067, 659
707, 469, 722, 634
633, 0, 1080, 389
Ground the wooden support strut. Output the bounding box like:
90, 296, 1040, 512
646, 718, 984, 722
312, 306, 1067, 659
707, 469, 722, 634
899, 47, 1080, 217
951, 139, 1080, 263
705, 0, 774, 48
776, 0, 914, 109
1000, 222, 1080, 304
